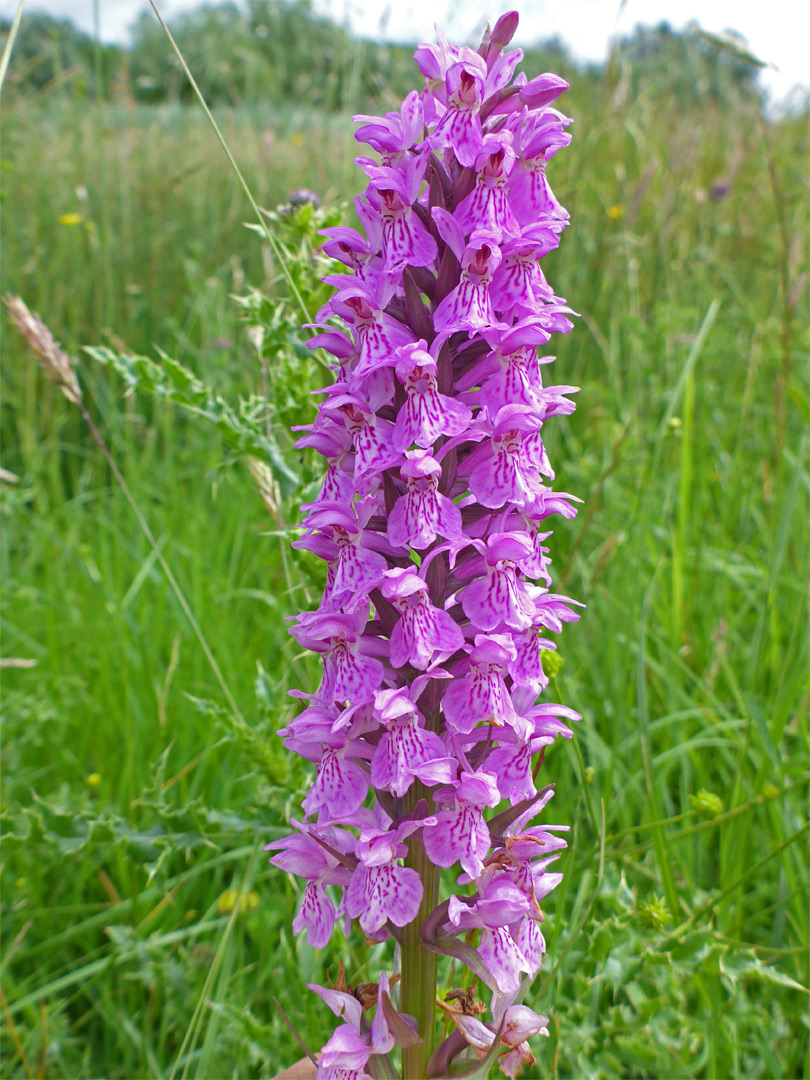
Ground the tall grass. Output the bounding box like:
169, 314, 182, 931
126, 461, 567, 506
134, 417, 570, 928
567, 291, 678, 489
1, 43, 808, 1080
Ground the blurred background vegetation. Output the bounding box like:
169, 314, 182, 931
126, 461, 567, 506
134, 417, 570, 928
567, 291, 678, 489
0, 0, 773, 108
1, 3, 808, 1078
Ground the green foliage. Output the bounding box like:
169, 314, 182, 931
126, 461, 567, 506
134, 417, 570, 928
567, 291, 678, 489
537, 868, 807, 1077
1, 22, 808, 1080
127, 0, 418, 109
83, 343, 300, 493
77, 198, 344, 504
3, 5, 773, 112
614, 22, 764, 106
0, 12, 122, 98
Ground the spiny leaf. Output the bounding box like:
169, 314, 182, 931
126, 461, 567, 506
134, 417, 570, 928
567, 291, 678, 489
83, 345, 299, 493
719, 949, 809, 995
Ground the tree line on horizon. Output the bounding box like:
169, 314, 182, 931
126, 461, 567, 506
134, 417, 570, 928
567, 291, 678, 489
2, 0, 768, 112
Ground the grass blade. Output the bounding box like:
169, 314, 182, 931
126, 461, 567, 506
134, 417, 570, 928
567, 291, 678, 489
0, 0, 25, 95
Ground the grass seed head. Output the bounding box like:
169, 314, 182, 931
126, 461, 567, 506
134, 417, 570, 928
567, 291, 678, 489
248, 455, 281, 520
4, 295, 82, 406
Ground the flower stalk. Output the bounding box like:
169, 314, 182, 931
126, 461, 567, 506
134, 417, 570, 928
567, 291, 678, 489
267, 12, 582, 1078
400, 781, 440, 1078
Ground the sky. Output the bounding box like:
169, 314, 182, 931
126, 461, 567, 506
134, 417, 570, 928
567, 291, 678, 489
2, 0, 808, 103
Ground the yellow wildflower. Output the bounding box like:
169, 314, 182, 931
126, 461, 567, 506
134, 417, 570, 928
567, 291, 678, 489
241, 890, 260, 913
217, 888, 260, 915
59, 212, 83, 226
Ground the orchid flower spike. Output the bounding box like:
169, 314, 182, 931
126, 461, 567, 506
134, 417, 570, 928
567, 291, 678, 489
270, 12, 582, 1079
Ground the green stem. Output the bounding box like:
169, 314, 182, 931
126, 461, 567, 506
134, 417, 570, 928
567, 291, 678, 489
401, 781, 439, 1080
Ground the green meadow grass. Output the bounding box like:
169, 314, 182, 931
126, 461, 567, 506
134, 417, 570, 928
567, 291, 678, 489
1, 69, 808, 1079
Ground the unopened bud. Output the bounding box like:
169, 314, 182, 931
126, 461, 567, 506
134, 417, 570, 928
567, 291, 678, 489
689, 788, 723, 819
288, 188, 321, 208
638, 895, 671, 930
491, 11, 519, 50
485, 10, 519, 64
540, 648, 564, 679
518, 72, 569, 109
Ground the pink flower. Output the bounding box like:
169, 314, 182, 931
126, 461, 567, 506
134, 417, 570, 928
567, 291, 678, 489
382, 567, 465, 670
387, 449, 463, 549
